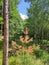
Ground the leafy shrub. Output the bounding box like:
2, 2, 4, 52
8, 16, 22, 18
33, 49, 43, 58
42, 40, 48, 44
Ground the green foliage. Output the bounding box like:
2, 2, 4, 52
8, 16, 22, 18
0, 41, 4, 50
0, 48, 49, 65
40, 40, 49, 53
0, 0, 26, 40
26, 0, 49, 40
0, 0, 3, 24
9, 0, 27, 41
0, 36, 4, 50
33, 49, 43, 58
8, 52, 49, 65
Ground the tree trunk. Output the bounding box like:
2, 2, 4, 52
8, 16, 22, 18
2, 0, 9, 65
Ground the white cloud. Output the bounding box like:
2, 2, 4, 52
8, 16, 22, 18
20, 13, 28, 20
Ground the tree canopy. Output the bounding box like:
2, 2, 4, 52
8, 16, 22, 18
25, 0, 49, 40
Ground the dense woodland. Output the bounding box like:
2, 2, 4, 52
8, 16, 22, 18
0, 0, 49, 65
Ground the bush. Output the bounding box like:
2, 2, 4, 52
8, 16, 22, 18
33, 49, 43, 58
40, 40, 49, 53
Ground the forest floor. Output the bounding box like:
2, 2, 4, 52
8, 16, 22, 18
0, 49, 49, 65
0, 36, 49, 65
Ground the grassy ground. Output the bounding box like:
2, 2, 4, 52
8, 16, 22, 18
0, 36, 49, 65
0, 50, 49, 65
0, 51, 3, 65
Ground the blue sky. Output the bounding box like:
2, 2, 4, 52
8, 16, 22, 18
18, 0, 30, 15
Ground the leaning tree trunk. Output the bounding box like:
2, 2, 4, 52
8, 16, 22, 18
2, 0, 9, 65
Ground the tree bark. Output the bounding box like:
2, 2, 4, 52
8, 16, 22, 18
2, 0, 9, 65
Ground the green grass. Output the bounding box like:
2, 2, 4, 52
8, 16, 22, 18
0, 51, 3, 65
0, 37, 49, 65
0, 50, 49, 65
